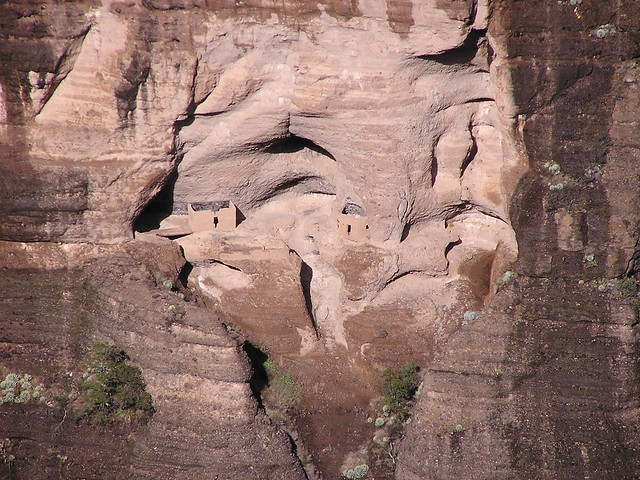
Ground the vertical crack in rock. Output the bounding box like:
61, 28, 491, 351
242, 333, 317, 480
459, 128, 478, 177
300, 260, 320, 339
400, 222, 412, 241
288, 247, 347, 348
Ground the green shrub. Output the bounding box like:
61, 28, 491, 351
500, 270, 516, 285
584, 254, 598, 269
618, 277, 638, 298
380, 362, 420, 416
244, 342, 300, 414
453, 424, 465, 434
263, 357, 300, 413
76, 343, 154, 425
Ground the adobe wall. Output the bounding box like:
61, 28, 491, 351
336, 213, 369, 242
188, 203, 237, 232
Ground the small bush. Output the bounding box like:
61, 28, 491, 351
342, 464, 369, 479
584, 254, 598, 269
263, 357, 300, 413
380, 362, 420, 416
544, 161, 561, 175
591, 279, 612, 293
76, 343, 155, 425
463, 311, 479, 323
500, 270, 516, 285
618, 277, 638, 298
245, 342, 300, 414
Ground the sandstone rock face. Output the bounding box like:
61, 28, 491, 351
0, 0, 538, 477
0, 240, 305, 479
2, 0, 639, 479
0, 0, 521, 251
396, 1, 640, 478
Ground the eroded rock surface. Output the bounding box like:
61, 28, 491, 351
2, 0, 639, 479
0, 240, 305, 479
397, 1, 640, 478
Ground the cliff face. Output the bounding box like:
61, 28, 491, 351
397, 0, 640, 478
1, 0, 639, 479
0, 0, 518, 245
0, 240, 306, 479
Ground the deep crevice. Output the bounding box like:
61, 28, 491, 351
388, 269, 420, 285
463, 96, 494, 104
400, 223, 412, 242
241, 340, 314, 480
173, 112, 196, 131
444, 238, 462, 258
191, 259, 242, 272
460, 132, 478, 177
285, 428, 317, 480
243, 341, 270, 407
300, 261, 320, 339
178, 261, 193, 288
431, 153, 439, 187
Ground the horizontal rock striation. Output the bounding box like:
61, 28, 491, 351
0, 240, 305, 479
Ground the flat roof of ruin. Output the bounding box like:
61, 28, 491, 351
189, 200, 231, 211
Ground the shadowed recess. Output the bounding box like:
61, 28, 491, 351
264, 135, 336, 160
243, 341, 269, 407
416, 29, 485, 66
400, 222, 412, 242
133, 170, 177, 232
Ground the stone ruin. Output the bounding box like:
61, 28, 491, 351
336, 202, 369, 242
187, 201, 237, 232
